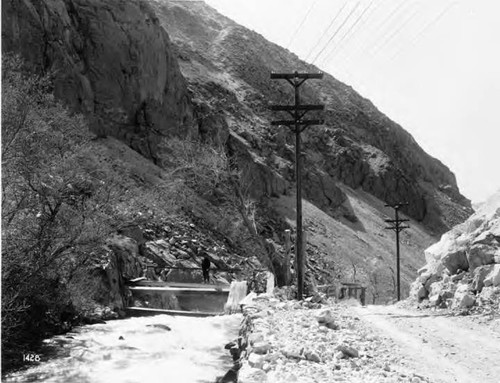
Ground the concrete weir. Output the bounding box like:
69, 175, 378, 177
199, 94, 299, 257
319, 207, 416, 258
127, 281, 231, 316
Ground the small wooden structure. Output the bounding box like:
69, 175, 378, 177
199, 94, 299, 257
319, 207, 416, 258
339, 282, 366, 306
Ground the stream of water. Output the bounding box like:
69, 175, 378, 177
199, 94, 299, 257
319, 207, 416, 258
3, 314, 242, 383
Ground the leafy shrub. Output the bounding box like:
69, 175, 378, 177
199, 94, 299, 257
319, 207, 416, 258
1, 55, 113, 369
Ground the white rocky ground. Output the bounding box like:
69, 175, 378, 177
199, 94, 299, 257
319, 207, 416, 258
238, 296, 500, 383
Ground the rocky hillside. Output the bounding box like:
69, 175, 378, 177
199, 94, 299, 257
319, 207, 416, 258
149, 0, 472, 234
410, 190, 500, 313
2, 0, 473, 302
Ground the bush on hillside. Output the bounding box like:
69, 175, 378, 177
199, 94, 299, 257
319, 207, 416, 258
1, 55, 114, 369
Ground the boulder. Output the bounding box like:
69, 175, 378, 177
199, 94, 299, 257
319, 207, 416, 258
335, 344, 359, 358
452, 284, 475, 309
316, 309, 333, 324
484, 264, 500, 287
247, 353, 264, 369
472, 265, 495, 292
316, 309, 339, 329
252, 342, 271, 355
142, 240, 177, 267
106, 235, 143, 280
441, 250, 469, 275
410, 281, 428, 302
304, 350, 322, 363
281, 347, 302, 360
466, 245, 496, 271
238, 364, 268, 383
478, 286, 497, 304
425, 275, 443, 293
428, 280, 443, 297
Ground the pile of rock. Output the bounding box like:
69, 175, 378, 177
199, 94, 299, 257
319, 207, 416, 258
113, 217, 257, 284
410, 191, 500, 313
233, 292, 430, 383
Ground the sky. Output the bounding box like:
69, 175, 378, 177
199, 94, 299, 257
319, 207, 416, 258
204, 0, 500, 204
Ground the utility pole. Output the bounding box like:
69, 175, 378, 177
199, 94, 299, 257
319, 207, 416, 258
384, 202, 410, 301
270, 71, 324, 300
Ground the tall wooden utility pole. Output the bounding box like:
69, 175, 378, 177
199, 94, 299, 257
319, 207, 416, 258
384, 202, 410, 301
270, 71, 324, 300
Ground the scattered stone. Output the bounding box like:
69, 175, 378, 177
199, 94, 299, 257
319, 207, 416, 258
304, 350, 321, 363
282, 348, 302, 360
334, 351, 346, 360
335, 344, 359, 358
248, 353, 264, 369
238, 365, 268, 383
252, 342, 271, 354
146, 324, 171, 331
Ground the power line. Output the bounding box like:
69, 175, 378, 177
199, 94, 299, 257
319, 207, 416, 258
370, 5, 421, 59
390, 1, 458, 62
327, 0, 388, 65
312, 1, 361, 65
304, 1, 348, 62
340, 0, 411, 67
286, 0, 319, 50
321, 0, 376, 65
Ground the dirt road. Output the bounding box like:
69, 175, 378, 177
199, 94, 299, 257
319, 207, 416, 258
351, 305, 500, 383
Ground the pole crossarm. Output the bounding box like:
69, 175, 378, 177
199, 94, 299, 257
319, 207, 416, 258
270, 72, 324, 80
385, 202, 409, 209
271, 119, 324, 127
269, 104, 325, 112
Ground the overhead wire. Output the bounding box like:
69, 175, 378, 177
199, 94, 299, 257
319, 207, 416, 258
340, 0, 410, 67
390, 1, 458, 61
311, 1, 361, 65
286, 0, 319, 50
304, 1, 349, 62
327, 0, 388, 65
321, 0, 376, 65
370, 5, 421, 60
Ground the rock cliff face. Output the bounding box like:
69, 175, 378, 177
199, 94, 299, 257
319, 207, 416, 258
150, 0, 472, 233
2, 0, 195, 160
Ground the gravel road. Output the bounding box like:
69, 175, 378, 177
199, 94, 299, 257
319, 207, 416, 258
351, 305, 500, 383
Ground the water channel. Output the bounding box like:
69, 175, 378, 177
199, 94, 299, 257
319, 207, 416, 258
4, 314, 242, 383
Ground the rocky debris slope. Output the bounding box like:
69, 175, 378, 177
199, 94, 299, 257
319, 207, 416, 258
410, 190, 500, 314
2, 0, 195, 159
232, 293, 431, 383
151, 0, 472, 234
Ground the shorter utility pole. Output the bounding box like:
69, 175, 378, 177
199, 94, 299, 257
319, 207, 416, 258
283, 229, 291, 286
384, 202, 410, 301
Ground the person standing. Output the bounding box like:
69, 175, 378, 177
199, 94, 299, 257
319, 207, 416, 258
202, 255, 211, 283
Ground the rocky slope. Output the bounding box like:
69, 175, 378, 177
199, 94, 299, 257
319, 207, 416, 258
149, 0, 472, 234
410, 190, 500, 313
